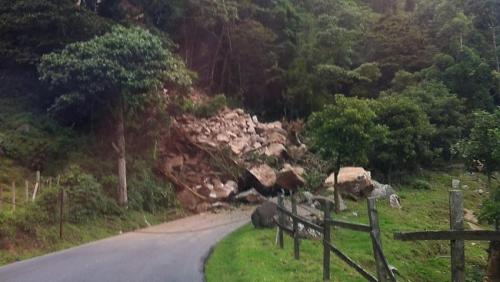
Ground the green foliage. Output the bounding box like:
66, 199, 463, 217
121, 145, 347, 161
182, 94, 227, 118
0, 0, 108, 66
428, 48, 495, 109
479, 187, 500, 224
411, 179, 432, 190
395, 80, 466, 160
307, 95, 387, 167
372, 96, 435, 177
60, 165, 121, 223
303, 170, 327, 191
456, 109, 500, 177
128, 162, 177, 213
38, 26, 192, 124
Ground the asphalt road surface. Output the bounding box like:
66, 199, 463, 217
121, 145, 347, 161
0, 208, 252, 282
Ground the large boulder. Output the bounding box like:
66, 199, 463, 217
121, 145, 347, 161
251, 201, 277, 228
249, 164, 277, 188
276, 167, 305, 191
336, 167, 374, 199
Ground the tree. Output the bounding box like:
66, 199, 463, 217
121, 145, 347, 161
457, 109, 500, 281
307, 95, 387, 212
429, 48, 495, 109
372, 96, 435, 181
457, 109, 500, 186
38, 26, 192, 205
398, 81, 466, 161
0, 0, 108, 67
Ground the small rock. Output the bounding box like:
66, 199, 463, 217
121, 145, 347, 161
390, 194, 402, 209
224, 180, 238, 193
352, 212, 358, 217
235, 188, 266, 204
324, 172, 336, 187
216, 133, 230, 143
477, 189, 484, 195
264, 143, 287, 158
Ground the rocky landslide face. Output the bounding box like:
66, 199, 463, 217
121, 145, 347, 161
158, 107, 307, 212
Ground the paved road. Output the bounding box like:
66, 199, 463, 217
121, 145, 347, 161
0, 208, 252, 282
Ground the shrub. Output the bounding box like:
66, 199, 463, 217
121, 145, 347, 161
60, 165, 121, 223
128, 162, 177, 213
412, 179, 432, 190
181, 94, 227, 118
479, 187, 500, 224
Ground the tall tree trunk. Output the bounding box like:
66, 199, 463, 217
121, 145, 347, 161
334, 158, 342, 214
117, 102, 127, 206
492, 26, 500, 72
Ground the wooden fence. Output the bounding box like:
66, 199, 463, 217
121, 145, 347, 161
275, 194, 396, 281
394, 187, 500, 282
0, 171, 65, 238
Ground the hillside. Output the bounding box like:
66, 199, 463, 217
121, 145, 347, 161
0, 0, 499, 280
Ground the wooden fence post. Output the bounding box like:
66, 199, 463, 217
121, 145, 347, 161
12, 181, 16, 212
59, 187, 64, 239
32, 182, 39, 202
278, 194, 284, 249
36, 170, 40, 191
368, 198, 388, 282
25, 180, 29, 202
450, 190, 465, 282
323, 201, 331, 281
292, 194, 300, 260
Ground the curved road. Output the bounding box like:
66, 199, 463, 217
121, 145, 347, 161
0, 208, 252, 282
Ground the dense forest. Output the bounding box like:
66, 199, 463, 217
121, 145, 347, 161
2, 0, 500, 175
0, 0, 500, 279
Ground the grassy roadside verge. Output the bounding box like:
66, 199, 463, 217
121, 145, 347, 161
0, 208, 184, 265
205, 170, 495, 282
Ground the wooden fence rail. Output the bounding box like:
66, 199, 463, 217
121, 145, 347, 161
394, 186, 500, 282
275, 194, 395, 281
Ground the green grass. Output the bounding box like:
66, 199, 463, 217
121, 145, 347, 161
206, 170, 495, 282
0, 208, 183, 265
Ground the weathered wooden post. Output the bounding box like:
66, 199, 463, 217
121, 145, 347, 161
368, 198, 388, 282
292, 193, 300, 260
32, 182, 39, 202
59, 187, 64, 239
323, 200, 331, 281
0, 185, 3, 211
450, 190, 465, 282
36, 170, 40, 191
278, 194, 284, 249
25, 180, 29, 202
11, 181, 16, 212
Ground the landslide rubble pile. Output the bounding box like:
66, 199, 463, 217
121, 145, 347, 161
158, 107, 307, 212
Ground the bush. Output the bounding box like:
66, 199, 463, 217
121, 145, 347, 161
128, 162, 177, 213
480, 187, 500, 224
60, 165, 121, 223
181, 94, 227, 118
412, 179, 432, 190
